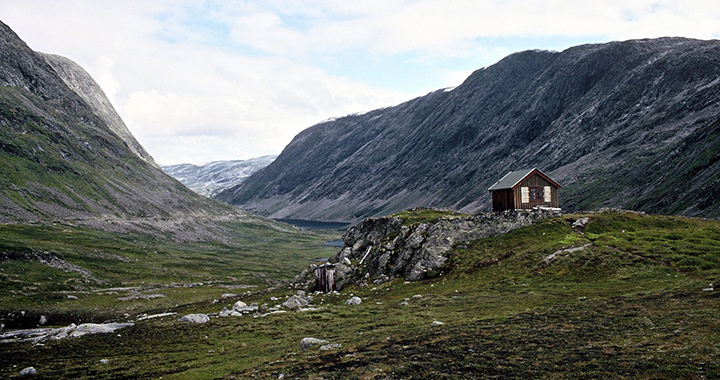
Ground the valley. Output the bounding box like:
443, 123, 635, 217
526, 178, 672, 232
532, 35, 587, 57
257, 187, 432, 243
1, 210, 719, 379
1, 15, 720, 379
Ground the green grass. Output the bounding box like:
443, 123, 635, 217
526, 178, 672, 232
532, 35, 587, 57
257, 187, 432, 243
0, 217, 341, 327
1, 210, 720, 379
391, 208, 472, 226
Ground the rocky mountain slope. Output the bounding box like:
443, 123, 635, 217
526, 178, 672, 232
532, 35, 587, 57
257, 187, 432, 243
0, 20, 229, 223
40, 53, 157, 168
218, 37, 720, 222
162, 155, 276, 197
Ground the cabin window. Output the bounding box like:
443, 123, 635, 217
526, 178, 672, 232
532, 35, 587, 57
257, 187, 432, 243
544, 186, 552, 202
521, 187, 529, 203
530, 187, 544, 201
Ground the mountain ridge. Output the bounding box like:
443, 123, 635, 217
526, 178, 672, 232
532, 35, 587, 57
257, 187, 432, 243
217, 37, 720, 222
0, 20, 230, 224
162, 155, 276, 197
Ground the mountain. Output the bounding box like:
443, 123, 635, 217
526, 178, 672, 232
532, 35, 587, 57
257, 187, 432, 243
0, 20, 229, 223
217, 37, 720, 222
162, 155, 277, 197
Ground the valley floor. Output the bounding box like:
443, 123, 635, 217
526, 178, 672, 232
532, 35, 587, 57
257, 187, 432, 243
1, 211, 719, 379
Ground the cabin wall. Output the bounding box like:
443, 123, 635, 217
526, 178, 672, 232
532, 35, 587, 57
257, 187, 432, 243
492, 189, 515, 211
512, 174, 559, 209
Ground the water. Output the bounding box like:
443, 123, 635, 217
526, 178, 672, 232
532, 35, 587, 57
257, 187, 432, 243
275, 218, 350, 230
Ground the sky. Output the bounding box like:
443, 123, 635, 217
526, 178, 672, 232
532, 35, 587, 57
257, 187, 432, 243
1, 1, 720, 165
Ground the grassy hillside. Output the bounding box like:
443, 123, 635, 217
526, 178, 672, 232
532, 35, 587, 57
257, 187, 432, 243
2, 210, 719, 378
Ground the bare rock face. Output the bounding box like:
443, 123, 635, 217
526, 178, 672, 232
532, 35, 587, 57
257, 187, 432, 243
323, 208, 560, 289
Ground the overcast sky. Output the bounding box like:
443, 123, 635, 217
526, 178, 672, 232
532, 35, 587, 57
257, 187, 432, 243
2, 1, 720, 165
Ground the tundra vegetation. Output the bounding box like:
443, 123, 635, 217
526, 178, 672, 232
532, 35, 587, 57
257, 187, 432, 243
1, 210, 719, 379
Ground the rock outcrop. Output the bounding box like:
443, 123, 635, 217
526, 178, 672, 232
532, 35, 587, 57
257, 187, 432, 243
299, 208, 560, 290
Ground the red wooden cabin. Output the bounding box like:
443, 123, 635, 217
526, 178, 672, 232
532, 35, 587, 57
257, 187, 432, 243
488, 168, 561, 211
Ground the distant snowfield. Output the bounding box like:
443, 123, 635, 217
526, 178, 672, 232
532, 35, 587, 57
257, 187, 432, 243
162, 155, 277, 197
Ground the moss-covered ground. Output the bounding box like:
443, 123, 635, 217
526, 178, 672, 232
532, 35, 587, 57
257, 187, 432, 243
1, 210, 720, 379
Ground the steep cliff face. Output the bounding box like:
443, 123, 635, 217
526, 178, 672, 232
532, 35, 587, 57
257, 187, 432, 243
296, 208, 560, 289
0, 21, 229, 223
218, 38, 720, 221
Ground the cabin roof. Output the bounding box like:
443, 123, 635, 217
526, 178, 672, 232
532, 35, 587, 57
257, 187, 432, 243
487, 168, 561, 191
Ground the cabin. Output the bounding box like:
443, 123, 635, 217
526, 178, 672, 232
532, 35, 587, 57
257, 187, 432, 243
487, 168, 561, 211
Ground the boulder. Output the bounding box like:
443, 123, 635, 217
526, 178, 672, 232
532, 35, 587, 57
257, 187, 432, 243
345, 296, 362, 305
572, 217, 590, 230
38, 315, 47, 326
19, 367, 37, 376
234, 302, 259, 313
319, 343, 342, 351
300, 337, 328, 350
219, 307, 231, 317
283, 295, 309, 309
232, 301, 248, 311
70, 323, 134, 338
178, 314, 210, 324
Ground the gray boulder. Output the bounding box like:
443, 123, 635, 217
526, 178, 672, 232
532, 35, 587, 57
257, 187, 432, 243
319, 343, 342, 351
234, 302, 259, 313
178, 314, 210, 324
19, 367, 37, 376
345, 296, 362, 305
283, 295, 309, 309
300, 337, 328, 350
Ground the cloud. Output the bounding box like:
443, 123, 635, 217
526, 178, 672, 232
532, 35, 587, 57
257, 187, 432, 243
1, 0, 719, 164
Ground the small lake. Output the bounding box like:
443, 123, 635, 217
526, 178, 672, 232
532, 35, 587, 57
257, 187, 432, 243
275, 218, 350, 230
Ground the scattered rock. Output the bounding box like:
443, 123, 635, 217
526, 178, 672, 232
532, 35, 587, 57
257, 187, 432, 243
572, 217, 590, 230
38, 315, 47, 326
319, 343, 342, 351
298, 307, 324, 312
300, 337, 328, 350
283, 295, 310, 309
136, 312, 176, 321
232, 301, 248, 311
234, 302, 259, 313
221, 293, 238, 299
399, 301, 409, 306
178, 314, 210, 324
117, 293, 166, 301
345, 296, 362, 305
412, 294, 423, 299
258, 310, 287, 317
431, 321, 445, 326
71, 323, 135, 338
66, 295, 78, 300
100, 359, 109, 364
0, 323, 134, 343
703, 287, 714, 292
19, 367, 37, 376
544, 244, 592, 265
219, 307, 231, 317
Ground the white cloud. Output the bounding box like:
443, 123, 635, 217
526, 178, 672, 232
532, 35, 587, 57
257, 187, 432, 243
1, 0, 719, 164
